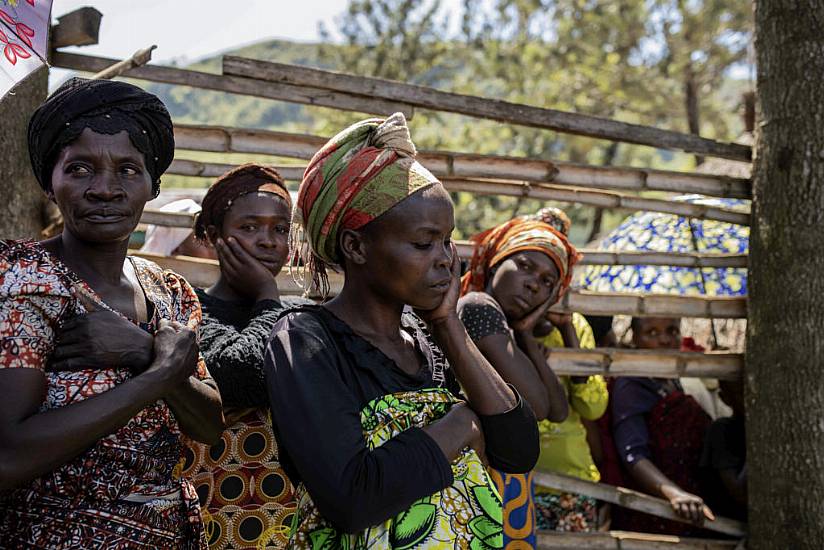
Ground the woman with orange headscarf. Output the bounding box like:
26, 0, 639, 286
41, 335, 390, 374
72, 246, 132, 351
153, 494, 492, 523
458, 217, 581, 548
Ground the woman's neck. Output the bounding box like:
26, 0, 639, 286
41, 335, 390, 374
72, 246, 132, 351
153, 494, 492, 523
325, 279, 405, 341
47, 230, 129, 285
206, 276, 245, 303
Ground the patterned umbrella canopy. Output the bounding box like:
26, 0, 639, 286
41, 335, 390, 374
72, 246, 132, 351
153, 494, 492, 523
579, 195, 749, 296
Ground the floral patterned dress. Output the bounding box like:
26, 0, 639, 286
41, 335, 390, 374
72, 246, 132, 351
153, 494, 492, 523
0, 239, 210, 549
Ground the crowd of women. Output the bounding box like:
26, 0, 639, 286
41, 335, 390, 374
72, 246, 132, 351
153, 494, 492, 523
0, 78, 746, 549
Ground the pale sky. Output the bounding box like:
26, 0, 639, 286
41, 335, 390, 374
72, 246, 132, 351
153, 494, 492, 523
51, 0, 460, 63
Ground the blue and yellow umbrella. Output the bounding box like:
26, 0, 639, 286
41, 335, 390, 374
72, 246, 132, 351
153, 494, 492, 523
579, 195, 749, 297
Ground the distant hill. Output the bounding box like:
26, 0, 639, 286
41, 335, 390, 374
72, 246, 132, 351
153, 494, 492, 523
145, 39, 332, 130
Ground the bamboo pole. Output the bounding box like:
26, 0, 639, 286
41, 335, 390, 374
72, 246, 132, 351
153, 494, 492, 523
440, 179, 750, 226
537, 531, 740, 550
139, 209, 747, 269
222, 56, 751, 162
553, 290, 746, 319
173, 124, 751, 199
532, 471, 746, 538
547, 348, 742, 381
91, 45, 156, 80
163, 160, 750, 225
168, 159, 305, 180
131, 245, 746, 318
131, 251, 339, 297
50, 52, 415, 118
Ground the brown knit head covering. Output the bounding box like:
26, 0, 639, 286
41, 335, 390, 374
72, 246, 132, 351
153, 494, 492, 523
194, 163, 292, 241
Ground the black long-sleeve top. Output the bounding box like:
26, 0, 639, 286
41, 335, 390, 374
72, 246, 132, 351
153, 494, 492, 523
264, 305, 538, 534
195, 288, 310, 408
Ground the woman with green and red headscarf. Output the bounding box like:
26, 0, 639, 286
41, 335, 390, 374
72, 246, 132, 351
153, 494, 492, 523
264, 113, 539, 549
458, 217, 581, 549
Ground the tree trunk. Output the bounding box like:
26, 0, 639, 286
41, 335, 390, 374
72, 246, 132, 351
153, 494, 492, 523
0, 69, 48, 240
747, 1, 824, 548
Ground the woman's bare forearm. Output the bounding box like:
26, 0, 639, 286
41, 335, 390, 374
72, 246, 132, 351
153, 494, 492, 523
165, 377, 225, 444
516, 332, 568, 422
0, 368, 168, 490
431, 315, 516, 415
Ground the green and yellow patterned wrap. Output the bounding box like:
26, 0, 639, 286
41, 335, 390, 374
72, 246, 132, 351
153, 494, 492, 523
287, 388, 503, 549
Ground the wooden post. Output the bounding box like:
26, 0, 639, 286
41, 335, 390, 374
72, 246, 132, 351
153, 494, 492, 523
50, 7, 102, 49
222, 56, 752, 162
0, 69, 48, 239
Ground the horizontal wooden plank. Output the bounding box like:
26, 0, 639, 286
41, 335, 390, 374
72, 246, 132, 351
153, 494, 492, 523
133, 245, 746, 318
168, 159, 305, 180
222, 56, 751, 162
173, 124, 751, 199
553, 290, 746, 319
537, 531, 740, 550
441, 179, 750, 226
140, 209, 747, 269
533, 471, 746, 538
51, 52, 414, 118
163, 159, 750, 225
547, 348, 742, 380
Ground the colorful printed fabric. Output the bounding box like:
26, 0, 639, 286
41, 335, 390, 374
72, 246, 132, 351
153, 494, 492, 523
580, 195, 748, 296
182, 408, 296, 550
528, 207, 572, 237
287, 388, 503, 549
293, 112, 439, 282
488, 470, 536, 549
533, 493, 597, 532
460, 218, 581, 297
536, 313, 606, 484
0, 239, 209, 549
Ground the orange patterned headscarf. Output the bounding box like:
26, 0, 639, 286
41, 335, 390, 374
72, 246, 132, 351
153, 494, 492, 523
460, 218, 582, 299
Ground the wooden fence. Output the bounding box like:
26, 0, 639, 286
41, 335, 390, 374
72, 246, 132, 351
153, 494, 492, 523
222, 56, 751, 162
55, 48, 752, 547
172, 124, 751, 199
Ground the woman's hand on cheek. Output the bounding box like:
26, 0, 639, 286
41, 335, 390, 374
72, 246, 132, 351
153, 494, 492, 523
216, 237, 280, 303
416, 243, 460, 326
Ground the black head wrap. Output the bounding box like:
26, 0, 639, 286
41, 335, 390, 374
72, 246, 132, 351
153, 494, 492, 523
27, 77, 174, 197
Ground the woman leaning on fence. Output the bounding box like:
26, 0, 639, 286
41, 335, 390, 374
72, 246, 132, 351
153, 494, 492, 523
177, 164, 311, 549
0, 78, 224, 549
457, 215, 581, 548
263, 113, 539, 549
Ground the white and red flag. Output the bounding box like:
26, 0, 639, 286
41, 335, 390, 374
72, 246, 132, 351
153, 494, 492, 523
0, 0, 53, 99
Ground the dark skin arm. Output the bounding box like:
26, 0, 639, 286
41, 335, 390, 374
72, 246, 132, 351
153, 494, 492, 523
50, 288, 225, 444
418, 245, 518, 417
421, 402, 487, 464
474, 333, 551, 420
628, 457, 716, 524
718, 463, 747, 507
546, 311, 587, 384
0, 320, 200, 490
510, 297, 568, 422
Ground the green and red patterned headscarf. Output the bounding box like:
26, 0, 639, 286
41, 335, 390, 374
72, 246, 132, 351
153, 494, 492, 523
291, 112, 439, 294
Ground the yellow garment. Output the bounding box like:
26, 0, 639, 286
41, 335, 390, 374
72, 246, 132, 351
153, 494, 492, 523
535, 313, 608, 491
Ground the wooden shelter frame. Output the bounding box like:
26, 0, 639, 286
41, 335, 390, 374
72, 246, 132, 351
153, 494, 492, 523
51, 50, 752, 548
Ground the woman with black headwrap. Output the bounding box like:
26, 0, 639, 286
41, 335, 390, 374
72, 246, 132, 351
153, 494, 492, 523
0, 78, 224, 549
